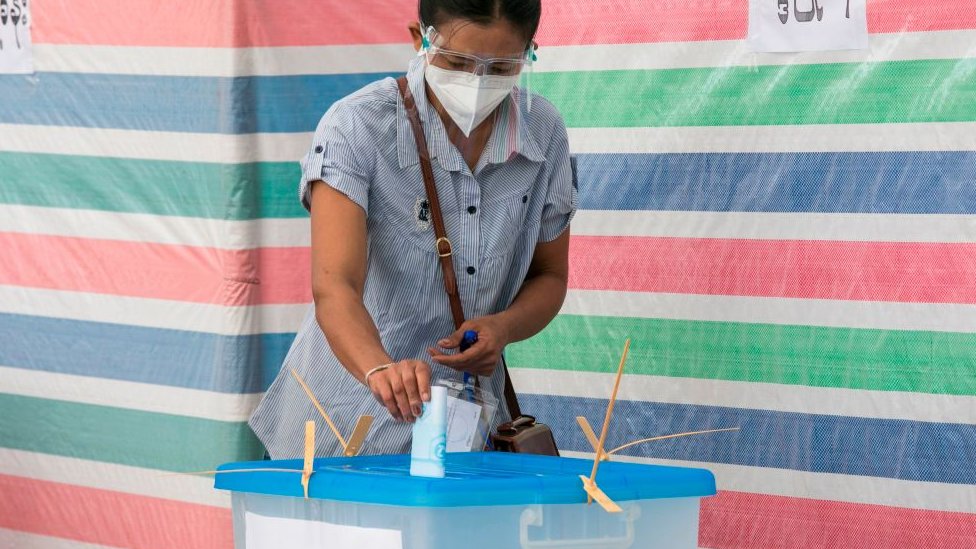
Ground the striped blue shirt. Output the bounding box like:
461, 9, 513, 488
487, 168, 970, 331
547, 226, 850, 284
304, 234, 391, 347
249, 56, 576, 459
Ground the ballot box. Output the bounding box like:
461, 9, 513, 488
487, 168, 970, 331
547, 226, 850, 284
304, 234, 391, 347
215, 452, 715, 549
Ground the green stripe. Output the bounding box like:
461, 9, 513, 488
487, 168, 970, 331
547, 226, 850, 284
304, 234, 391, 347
0, 394, 264, 471
534, 59, 976, 127
0, 152, 307, 219
506, 315, 976, 396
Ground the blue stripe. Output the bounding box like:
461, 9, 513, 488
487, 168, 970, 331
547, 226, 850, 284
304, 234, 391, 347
0, 72, 395, 134
522, 393, 976, 486
0, 313, 293, 393
576, 152, 976, 214
4, 72, 973, 214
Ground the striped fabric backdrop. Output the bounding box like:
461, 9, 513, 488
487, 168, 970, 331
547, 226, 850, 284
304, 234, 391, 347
1, 1, 974, 548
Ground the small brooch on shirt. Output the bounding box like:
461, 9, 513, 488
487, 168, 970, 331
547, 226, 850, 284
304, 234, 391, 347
414, 197, 432, 230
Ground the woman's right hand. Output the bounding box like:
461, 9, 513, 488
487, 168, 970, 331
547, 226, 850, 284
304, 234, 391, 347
365, 360, 432, 423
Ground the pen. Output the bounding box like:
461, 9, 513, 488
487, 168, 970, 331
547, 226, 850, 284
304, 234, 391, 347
460, 330, 478, 400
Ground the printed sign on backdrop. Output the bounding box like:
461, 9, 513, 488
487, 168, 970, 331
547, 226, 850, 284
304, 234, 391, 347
1, 0, 32, 74
749, 0, 868, 52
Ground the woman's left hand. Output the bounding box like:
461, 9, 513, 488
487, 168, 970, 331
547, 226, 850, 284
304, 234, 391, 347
427, 315, 510, 377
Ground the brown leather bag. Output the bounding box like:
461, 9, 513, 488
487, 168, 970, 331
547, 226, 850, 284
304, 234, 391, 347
396, 76, 558, 457
489, 375, 559, 455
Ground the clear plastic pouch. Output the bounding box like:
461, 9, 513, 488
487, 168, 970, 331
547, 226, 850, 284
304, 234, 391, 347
435, 379, 499, 452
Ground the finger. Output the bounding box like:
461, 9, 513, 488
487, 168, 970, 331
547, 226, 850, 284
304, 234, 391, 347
414, 361, 432, 402
374, 381, 402, 421
430, 349, 466, 367
387, 372, 415, 422
399, 366, 423, 417
459, 347, 501, 377
437, 327, 465, 349
432, 341, 492, 366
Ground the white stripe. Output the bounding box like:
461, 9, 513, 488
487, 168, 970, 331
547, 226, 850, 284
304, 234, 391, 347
0, 123, 310, 163
0, 286, 308, 335
511, 368, 976, 425
4, 204, 972, 252
0, 366, 261, 423
2, 282, 968, 339
0, 528, 115, 549
4, 121, 974, 165
33, 43, 415, 77
560, 451, 976, 515
572, 210, 976, 243
0, 448, 230, 509
538, 30, 976, 73
0, 204, 310, 248
566, 122, 976, 153
560, 289, 976, 333
31, 30, 976, 77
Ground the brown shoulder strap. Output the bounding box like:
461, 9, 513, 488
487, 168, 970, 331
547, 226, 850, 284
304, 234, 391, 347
396, 76, 522, 419
500, 356, 522, 418
397, 76, 465, 330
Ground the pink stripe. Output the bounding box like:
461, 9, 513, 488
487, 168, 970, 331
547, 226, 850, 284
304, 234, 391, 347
256, 247, 312, 304
569, 236, 976, 304
540, 0, 976, 44
5, 232, 974, 306
0, 474, 232, 549
0, 232, 263, 306
32, 0, 417, 47
701, 490, 976, 549
32, 0, 976, 47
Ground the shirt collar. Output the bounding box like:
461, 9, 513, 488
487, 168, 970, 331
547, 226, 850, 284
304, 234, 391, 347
480, 87, 546, 167
396, 56, 545, 172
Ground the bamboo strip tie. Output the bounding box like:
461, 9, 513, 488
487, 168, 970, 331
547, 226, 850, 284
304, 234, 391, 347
290, 368, 347, 449
586, 339, 630, 506
301, 420, 315, 498
608, 427, 741, 455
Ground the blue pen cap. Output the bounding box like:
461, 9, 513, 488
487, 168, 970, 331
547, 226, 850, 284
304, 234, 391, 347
460, 330, 478, 352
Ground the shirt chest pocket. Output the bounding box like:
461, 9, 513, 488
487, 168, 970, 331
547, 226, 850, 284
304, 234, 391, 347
479, 187, 539, 260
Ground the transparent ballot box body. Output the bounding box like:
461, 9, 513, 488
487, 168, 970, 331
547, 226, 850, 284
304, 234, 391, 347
215, 452, 716, 549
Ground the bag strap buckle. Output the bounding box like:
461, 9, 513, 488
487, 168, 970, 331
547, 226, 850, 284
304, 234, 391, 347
435, 236, 453, 258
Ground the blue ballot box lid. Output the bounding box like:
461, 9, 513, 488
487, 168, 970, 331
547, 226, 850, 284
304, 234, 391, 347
215, 452, 716, 507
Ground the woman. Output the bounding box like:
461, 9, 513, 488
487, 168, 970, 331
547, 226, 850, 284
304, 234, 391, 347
249, 0, 576, 458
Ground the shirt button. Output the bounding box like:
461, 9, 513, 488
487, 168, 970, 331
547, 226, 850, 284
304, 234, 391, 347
522, 195, 528, 203
467, 206, 477, 214
314, 145, 324, 153
466, 266, 476, 275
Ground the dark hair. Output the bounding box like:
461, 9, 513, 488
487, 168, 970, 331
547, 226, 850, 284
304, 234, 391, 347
419, 0, 541, 45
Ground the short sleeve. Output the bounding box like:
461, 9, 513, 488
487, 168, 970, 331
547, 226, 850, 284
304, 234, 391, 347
299, 101, 374, 213
538, 116, 578, 242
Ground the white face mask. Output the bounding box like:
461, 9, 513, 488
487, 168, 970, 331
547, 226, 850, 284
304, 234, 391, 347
424, 64, 519, 137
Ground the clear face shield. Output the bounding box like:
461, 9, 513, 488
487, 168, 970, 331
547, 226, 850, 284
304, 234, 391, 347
421, 26, 538, 111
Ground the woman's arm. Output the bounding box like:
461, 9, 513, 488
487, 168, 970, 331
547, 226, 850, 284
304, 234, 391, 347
427, 228, 570, 375
310, 181, 430, 422
497, 229, 570, 342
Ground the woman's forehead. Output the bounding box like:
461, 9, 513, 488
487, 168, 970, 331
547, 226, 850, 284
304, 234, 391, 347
434, 19, 527, 56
